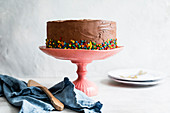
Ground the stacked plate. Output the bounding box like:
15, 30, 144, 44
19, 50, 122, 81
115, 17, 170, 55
108, 68, 165, 85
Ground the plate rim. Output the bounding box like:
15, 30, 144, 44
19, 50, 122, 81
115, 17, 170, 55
108, 76, 162, 85
108, 68, 166, 82
108, 75, 161, 82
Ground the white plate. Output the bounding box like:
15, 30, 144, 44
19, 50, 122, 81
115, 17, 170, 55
108, 76, 163, 85
108, 68, 165, 82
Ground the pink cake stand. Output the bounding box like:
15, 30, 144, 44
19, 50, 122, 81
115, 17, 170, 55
39, 46, 123, 97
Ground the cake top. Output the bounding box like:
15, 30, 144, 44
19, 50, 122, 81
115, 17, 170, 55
47, 19, 116, 23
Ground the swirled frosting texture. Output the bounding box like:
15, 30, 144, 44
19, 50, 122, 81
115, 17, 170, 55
47, 19, 116, 44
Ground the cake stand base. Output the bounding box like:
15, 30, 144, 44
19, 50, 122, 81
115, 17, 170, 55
71, 60, 98, 97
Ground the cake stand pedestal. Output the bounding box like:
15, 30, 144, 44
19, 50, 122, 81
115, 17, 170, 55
39, 46, 123, 97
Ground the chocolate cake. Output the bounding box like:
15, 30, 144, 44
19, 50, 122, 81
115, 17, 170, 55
46, 19, 117, 50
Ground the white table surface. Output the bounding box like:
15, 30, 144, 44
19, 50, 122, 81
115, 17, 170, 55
0, 73, 170, 113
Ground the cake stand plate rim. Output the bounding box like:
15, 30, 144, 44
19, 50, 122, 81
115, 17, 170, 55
39, 45, 124, 52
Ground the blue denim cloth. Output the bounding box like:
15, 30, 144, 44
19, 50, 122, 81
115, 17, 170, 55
0, 74, 102, 113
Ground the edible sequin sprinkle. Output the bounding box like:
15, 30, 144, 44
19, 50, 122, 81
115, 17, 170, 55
46, 38, 117, 50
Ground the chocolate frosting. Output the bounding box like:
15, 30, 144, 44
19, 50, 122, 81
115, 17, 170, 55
47, 19, 116, 44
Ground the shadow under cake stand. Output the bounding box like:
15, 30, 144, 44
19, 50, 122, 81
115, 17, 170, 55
39, 46, 123, 97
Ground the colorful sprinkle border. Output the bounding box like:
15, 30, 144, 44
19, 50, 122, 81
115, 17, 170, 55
46, 38, 117, 50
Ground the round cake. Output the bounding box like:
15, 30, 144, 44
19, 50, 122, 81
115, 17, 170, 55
46, 19, 117, 50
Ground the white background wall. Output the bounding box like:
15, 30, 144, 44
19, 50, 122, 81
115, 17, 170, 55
0, 0, 170, 78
